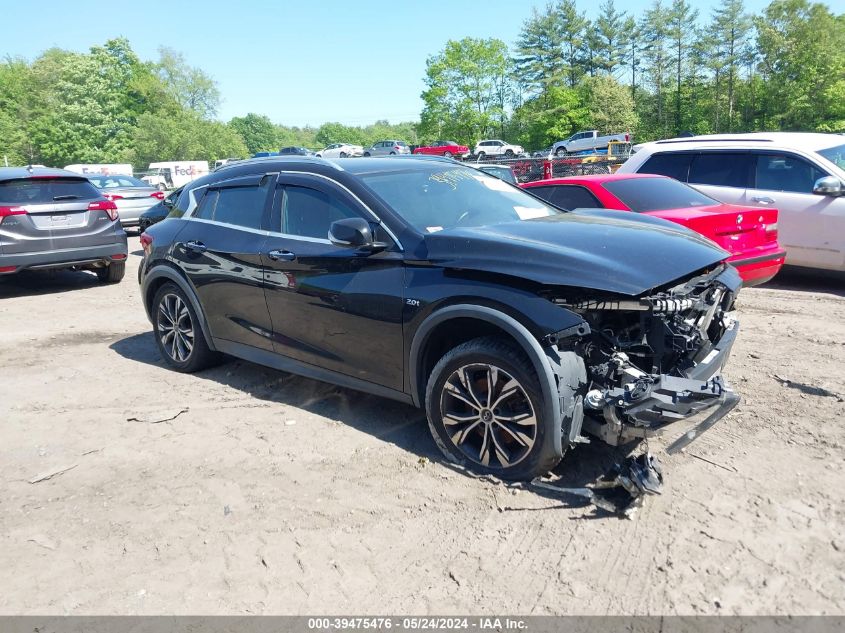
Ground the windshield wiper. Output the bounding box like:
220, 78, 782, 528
53, 195, 80, 200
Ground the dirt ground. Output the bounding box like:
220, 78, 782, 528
1, 236, 844, 616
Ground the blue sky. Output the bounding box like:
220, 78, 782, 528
2, 0, 777, 127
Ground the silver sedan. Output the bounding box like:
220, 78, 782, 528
87, 175, 164, 228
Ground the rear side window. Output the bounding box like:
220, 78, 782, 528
688, 153, 751, 188
193, 184, 268, 230
282, 185, 360, 239
530, 185, 600, 210
0, 178, 101, 204
638, 153, 693, 181
602, 177, 716, 212
754, 153, 827, 194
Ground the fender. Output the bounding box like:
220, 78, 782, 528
409, 304, 565, 457
141, 262, 218, 352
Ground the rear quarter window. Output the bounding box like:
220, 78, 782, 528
0, 178, 102, 204
688, 152, 752, 188
638, 153, 693, 181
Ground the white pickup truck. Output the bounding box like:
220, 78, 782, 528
551, 131, 630, 156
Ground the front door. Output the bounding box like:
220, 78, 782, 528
261, 173, 405, 391
171, 174, 276, 350
747, 151, 845, 270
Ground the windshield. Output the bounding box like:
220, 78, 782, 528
88, 175, 150, 189
817, 143, 845, 171
603, 177, 716, 212
359, 165, 558, 232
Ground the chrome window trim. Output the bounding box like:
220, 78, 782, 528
183, 217, 271, 236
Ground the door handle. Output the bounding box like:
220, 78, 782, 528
751, 196, 775, 205
267, 249, 296, 261
183, 240, 207, 253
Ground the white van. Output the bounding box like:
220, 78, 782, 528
64, 164, 133, 176
142, 161, 209, 190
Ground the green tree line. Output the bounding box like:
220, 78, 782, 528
420, 0, 845, 148
2, 0, 842, 167
0, 38, 417, 168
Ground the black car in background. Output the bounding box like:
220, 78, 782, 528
138, 156, 741, 480
138, 187, 183, 231
0, 167, 127, 282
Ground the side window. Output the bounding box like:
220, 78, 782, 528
689, 152, 751, 188
282, 185, 360, 240
193, 189, 217, 220
550, 185, 601, 210
639, 153, 693, 181
212, 184, 269, 229
754, 153, 827, 194
526, 186, 556, 204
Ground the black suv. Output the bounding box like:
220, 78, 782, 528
138, 156, 742, 480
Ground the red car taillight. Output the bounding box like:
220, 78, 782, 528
765, 222, 778, 241
0, 205, 27, 223
150, 191, 165, 200
88, 200, 119, 221
140, 232, 153, 257
103, 193, 124, 202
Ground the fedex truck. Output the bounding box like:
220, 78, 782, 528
64, 163, 133, 176
142, 161, 209, 190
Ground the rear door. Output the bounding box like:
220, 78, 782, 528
171, 173, 276, 350
748, 151, 845, 270
262, 173, 405, 391
0, 177, 115, 255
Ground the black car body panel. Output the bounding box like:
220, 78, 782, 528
423, 213, 728, 296
139, 157, 741, 474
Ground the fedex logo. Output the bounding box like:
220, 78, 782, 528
173, 165, 196, 176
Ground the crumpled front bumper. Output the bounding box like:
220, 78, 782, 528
583, 313, 741, 447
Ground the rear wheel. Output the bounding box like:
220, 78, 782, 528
443, 151, 453, 158
363, 152, 371, 157
340, 151, 348, 158
477, 151, 486, 160
96, 261, 125, 284
425, 337, 559, 481
152, 283, 220, 372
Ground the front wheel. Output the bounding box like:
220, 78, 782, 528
443, 151, 453, 158
152, 283, 220, 373
504, 149, 514, 157
555, 147, 567, 157
425, 337, 560, 480
363, 152, 371, 157
339, 152, 348, 158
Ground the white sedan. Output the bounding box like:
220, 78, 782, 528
316, 143, 365, 158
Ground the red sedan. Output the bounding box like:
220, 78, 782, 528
522, 174, 785, 285
413, 140, 469, 158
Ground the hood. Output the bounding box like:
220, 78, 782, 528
423, 211, 729, 296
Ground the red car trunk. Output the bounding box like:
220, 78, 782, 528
522, 174, 787, 286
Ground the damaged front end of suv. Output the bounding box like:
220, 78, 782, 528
546, 263, 742, 449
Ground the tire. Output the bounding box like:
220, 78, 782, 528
96, 261, 125, 284
555, 147, 567, 157
151, 282, 220, 373
443, 151, 453, 158
425, 336, 560, 481
340, 152, 348, 158
504, 149, 514, 157
477, 151, 486, 160
389, 151, 396, 155
363, 152, 371, 157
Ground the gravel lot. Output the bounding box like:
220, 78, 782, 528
1, 236, 844, 615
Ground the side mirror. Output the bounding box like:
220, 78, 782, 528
329, 217, 387, 254
813, 176, 843, 196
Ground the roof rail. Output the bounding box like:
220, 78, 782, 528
214, 155, 345, 173
655, 137, 773, 145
